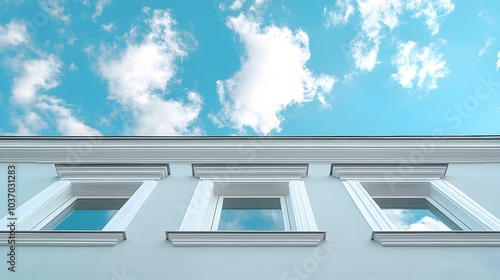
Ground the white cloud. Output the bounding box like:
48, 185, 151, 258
12, 55, 62, 105
69, 62, 78, 71
343, 71, 357, 83
9, 55, 101, 136
478, 36, 495, 56
83, 44, 95, 55
351, 0, 403, 71
391, 41, 449, 90
39, 0, 70, 23
93, 0, 111, 20
142, 6, 151, 14
253, 0, 269, 7
130, 91, 202, 135
324, 0, 454, 72
226, 0, 268, 11
0, 20, 29, 49
350, 37, 380, 71
230, 0, 246, 10
329, 0, 403, 71
7, 61, 99, 135
384, 209, 451, 231
36, 95, 101, 136
8, 121, 35, 136
406, 0, 455, 35
67, 35, 77, 45
218, 208, 283, 230
213, 14, 336, 135
325, 0, 355, 27
406, 216, 451, 230
11, 112, 48, 135
478, 10, 494, 25
101, 22, 115, 32
497, 51, 500, 70
357, 0, 402, 40
24, 112, 48, 132
97, 9, 202, 135
1, 16, 99, 136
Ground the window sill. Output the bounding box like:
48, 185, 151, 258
372, 231, 500, 247
166, 231, 326, 247
0, 231, 126, 247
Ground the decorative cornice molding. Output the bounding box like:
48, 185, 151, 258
331, 164, 448, 180
55, 164, 170, 181
0, 137, 499, 163
372, 231, 500, 247
192, 164, 308, 180
165, 231, 326, 247
0, 231, 125, 247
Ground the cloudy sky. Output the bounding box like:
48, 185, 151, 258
0, 0, 499, 136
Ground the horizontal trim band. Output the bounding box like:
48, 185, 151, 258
0, 231, 126, 247
166, 231, 326, 247
372, 231, 500, 247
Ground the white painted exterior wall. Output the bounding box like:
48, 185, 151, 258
0, 137, 499, 279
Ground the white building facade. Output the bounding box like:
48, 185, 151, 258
1, 136, 500, 279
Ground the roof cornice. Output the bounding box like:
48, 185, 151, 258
1, 135, 500, 141
0, 136, 499, 163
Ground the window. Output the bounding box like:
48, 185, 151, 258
0, 164, 169, 246
42, 198, 128, 231
166, 164, 325, 247
214, 197, 289, 231
333, 164, 500, 246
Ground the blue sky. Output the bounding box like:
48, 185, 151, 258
0, 0, 499, 136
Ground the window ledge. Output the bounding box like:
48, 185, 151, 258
166, 231, 326, 247
372, 231, 500, 247
0, 231, 126, 247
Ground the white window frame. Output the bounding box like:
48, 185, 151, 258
0, 164, 168, 247
166, 164, 325, 247
333, 164, 500, 246
212, 195, 291, 231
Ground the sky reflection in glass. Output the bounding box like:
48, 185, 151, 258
382, 208, 452, 231
50, 198, 127, 230
218, 198, 285, 230
375, 197, 461, 231
53, 209, 119, 230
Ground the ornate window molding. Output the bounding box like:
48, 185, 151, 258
0, 164, 168, 247
166, 164, 325, 247
333, 164, 500, 247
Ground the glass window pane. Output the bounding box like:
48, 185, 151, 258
374, 198, 462, 231
218, 198, 285, 230
50, 199, 127, 230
